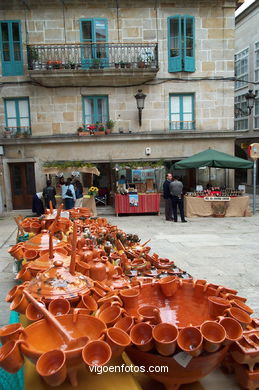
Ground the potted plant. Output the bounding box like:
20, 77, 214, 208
137, 56, 145, 68
77, 126, 90, 136
105, 119, 115, 134
114, 62, 120, 69
91, 59, 100, 69
126, 62, 132, 68
28, 47, 39, 70
120, 61, 125, 69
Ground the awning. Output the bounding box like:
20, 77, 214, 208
43, 166, 100, 176
173, 148, 253, 170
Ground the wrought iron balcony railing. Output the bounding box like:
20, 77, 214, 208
27, 43, 158, 71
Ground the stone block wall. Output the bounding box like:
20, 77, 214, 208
0, 0, 236, 135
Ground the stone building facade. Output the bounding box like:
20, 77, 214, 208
234, 1, 259, 189
0, 0, 241, 211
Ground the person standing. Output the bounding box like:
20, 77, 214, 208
170, 176, 187, 223
74, 180, 84, 208
42, 180, 56, 209
62, 178, 76, 210
163, 173, 173, 221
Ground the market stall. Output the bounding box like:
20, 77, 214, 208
114, 165, 164, 216
42, 163, 100, 216
173, 149, 253, 218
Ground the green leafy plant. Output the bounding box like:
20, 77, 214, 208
43, 161, 95, 169
106, 119, 115, 130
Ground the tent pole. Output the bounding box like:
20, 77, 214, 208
253, 159, 257, 215
209, 167, 211, 183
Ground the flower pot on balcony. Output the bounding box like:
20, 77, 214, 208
78, 132, 90, 136
105, 129, 111, 135
114, 63, 119, 69
138, 61, 145, 68
120, 62, 125, 69
126, 63, 132, 68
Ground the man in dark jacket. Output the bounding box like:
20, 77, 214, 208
43, 180, 56, 209
163, 173, 173, 221
169, 176, 187, 222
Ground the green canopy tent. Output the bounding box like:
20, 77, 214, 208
173, 148, 253, 170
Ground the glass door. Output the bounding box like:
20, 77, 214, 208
80, 19, 108, 68
0, 21, 23, 76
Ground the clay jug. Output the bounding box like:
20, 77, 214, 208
90, 259, 107, 282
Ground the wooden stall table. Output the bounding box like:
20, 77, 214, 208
115, 193, 161, 216
56, 195, 97, 216
184, 195, 252, 218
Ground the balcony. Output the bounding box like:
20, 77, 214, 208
27, 43, 159, 87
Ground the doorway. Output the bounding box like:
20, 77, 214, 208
9, 162, 36, 209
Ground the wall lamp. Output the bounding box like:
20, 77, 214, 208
134, 89, 146, 126
235, 89, 257, 117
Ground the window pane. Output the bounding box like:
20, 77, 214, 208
183, 95, 192, 112
20, 118, 30, 127
171, 96, 180, 113
82, 21, 92, 41
96, 21, 106, 41
7, 118, 17, 127
1, 23, 9, 41
84, 98, 94, 124
13, 42, 21, 60
18, 100, 29, 117
97, 98, 107, 122
170, 18, 179, 57
186, 37, 193, 57
12, 22, 20, 42
6, 100, 16, 117
3, 42, 10, 61
186, 18, 193, 37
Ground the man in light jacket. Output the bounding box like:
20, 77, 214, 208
61, 178, 76, 210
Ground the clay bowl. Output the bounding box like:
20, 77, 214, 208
20, 314, 107, 365
122, 279, 235, 329
126, 345, 229, 390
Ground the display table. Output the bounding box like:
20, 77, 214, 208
56, 195, 97, 216
184, 195, 252, 217
115, 193, 160, 216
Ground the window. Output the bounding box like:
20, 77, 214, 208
255, 91, 259, 129
167, 15, 195, 73
0, 21, 23, 76
82, 96, 108, 126
80, 19, 108, 68
235, 48, 248, 89
234, 94, 248, 130
169, 94, 195, 130
4, 98, 31, 135
255, 42, 259, 82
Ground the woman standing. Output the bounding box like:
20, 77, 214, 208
61, 178, 76, 210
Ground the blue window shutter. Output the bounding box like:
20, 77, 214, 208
183, 15, 195, 72
0, 21, 23, 76
168, 16, 182, 72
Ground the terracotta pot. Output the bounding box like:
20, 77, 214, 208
152, 323, 178, 356
130, 323, 154, 352
83, 249, 94, 263
24, 249, 38, 261
16, 267, 33, 282
49, 298, 71, 316
36, 349, 67, 387
208, 296, 231, 318
200, 321, 226, 353
114, 316, 135, 334
21, 314, 106, 364
26, 302, 45, 322
30, 222, 42, 234
11, 245, 24, 261
0, 340, 25, 373
177, 326, 203, 357
219, 317, 243, 344
0, 323, 25, 344
82, 340, 112, 367
137, 305, 162, 325
98, 305, 126, 327
55, 247, 69, 256
224, 307, 252, 329
10, 293, 29, 314
77, 295, 98, 313
75, 260, 91, 276
90, 259, 107, 281
230, 299, 254, 315
5, 284, 27, 303
120, 288, 140, 307
103, 327, 131, 358
158, 276, 179, 297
